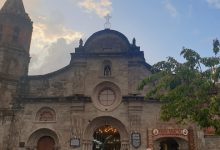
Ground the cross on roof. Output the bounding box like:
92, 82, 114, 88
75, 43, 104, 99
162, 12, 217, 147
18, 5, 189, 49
104, 14, 111, 29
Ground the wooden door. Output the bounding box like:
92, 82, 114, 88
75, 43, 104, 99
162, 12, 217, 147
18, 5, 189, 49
37, 136, 55, 150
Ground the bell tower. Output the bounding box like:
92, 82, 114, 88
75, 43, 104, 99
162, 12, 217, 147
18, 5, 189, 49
0, 0, 32, 108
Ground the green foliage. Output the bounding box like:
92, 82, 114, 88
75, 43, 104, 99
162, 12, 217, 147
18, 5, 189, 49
213, 39, 220, 56
139, 39, 220, 134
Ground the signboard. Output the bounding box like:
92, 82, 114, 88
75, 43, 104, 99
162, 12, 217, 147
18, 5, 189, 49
70, 138, 80, 147
131, 132, 141, 148
152, 128, 188, 136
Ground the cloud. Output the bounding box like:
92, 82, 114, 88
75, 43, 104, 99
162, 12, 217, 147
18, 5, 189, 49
28, 8, 83, 74
29, 38, 78, 75
0, 0, 4, 7
29, 22, 83, 75
163, 0, 178, 17
207, 0, 220, 9
27, 2, 83, 75
32, 23, 82, 49
78, 0, 112, 17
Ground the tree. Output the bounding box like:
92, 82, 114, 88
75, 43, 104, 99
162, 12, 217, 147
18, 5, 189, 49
139, 39, 220, 134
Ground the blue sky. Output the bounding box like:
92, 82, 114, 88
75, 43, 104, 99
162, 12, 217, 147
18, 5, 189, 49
1, 0, 220, 75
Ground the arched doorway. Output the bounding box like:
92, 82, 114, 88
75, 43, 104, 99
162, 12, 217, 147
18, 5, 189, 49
26, 128, 60, 150
93, 125, 121, 150
37, 136, 55, 150
83, 116, 129, 150
159, 138, 179, 150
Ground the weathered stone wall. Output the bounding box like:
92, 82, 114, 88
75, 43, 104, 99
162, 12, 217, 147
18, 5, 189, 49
204, 136, 220, 150
27, 56, 151, 98
0, 81, 17, 108
0, 110, 18, 150
0, 47, 30, 78
27, 66, 86, 97
1, 89, 219, 150
17, 100, 157, 150
0, 116, 3, 150
0, 50, 4, 72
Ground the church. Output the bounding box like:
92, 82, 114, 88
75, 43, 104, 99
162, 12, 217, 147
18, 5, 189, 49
0, 0, 219, 150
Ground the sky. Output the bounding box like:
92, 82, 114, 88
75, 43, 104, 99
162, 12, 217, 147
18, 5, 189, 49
0, 0, 220, 75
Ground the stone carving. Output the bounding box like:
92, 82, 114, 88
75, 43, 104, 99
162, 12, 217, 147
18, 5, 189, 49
79, 39, 83, 47
104, 65, 111, 76
70, 115, 85, 138
36, 107, 56, 122
129, 69, 141, 94
132, 38, 136, 46
72, 69, 85, 94
4, 111, 24, 150
129, 114, 141, 133
0, 89, 13, 108
49, 80, 66, 96
39, 111, 54, 121
36, 79, 49, 96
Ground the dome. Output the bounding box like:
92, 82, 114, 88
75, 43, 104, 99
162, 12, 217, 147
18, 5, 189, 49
84, 29, 131, 53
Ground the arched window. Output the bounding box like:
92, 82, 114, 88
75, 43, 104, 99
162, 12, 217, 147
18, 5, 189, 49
104, 65, 111, 76
103, 60, 112, 77
0, 24, 3, 41
12, 26, 20, 42
36, 107, 56, 122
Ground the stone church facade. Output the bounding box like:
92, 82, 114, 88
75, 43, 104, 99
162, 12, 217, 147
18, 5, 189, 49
0, 0, 219, 150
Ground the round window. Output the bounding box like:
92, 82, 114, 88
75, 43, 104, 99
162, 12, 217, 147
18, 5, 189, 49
92, 82, 121, 111
98, 88, 116, 106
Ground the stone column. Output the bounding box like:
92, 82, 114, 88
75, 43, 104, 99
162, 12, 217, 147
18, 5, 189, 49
82, 140, 87, 150
82, 140, 92, 150
121, 142, 129, 150
147, 128, 154, 150
188, 127, 196, 150
87, 140, 92, 150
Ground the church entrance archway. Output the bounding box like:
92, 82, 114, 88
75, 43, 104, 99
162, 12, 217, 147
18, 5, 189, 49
93, 125, 121, 150
83, 116, 129, 150
37, 136, 55, 150
159, 138, 178, 150
26, 128, 60, 150
153, 137, 189, 150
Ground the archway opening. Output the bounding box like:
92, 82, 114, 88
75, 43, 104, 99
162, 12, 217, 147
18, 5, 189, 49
93, 125, 121, 150
159, 138, 179, 150
37, 136, 55, 150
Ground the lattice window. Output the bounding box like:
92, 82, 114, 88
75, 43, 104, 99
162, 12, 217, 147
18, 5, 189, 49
99, 88, 116, 106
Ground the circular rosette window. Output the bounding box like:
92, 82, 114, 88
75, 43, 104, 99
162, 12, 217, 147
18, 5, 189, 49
93, 82, 121, 111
